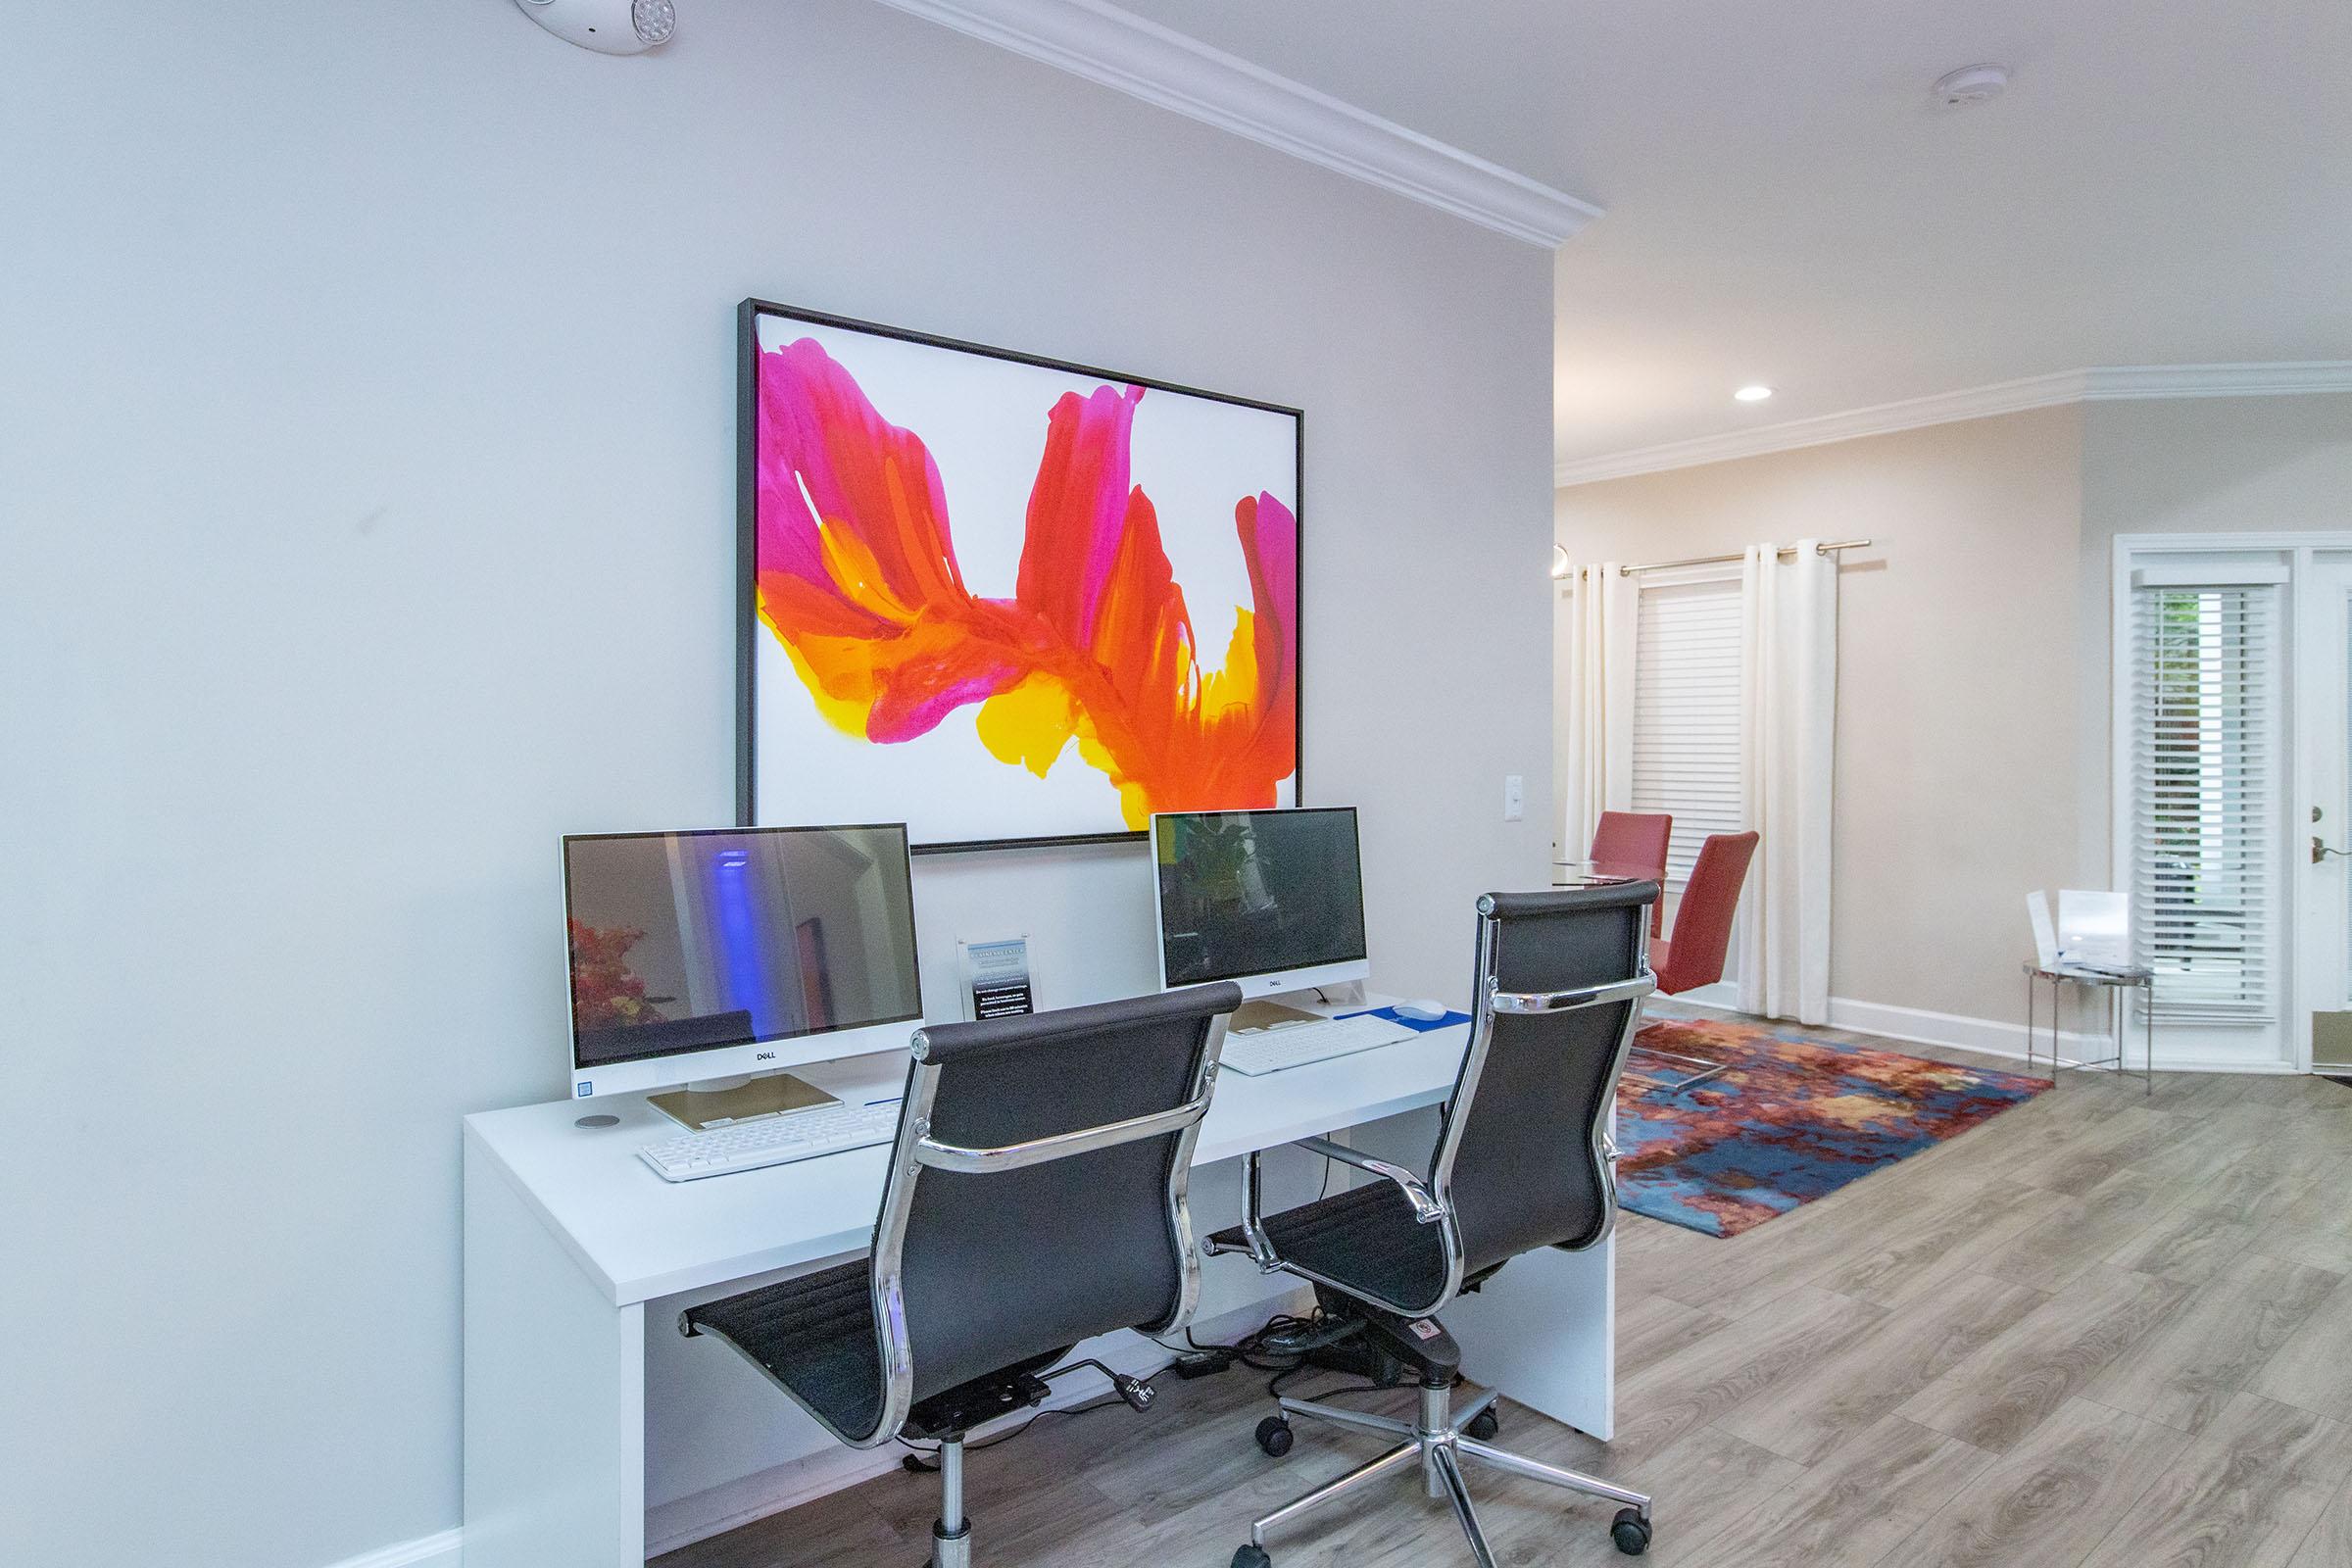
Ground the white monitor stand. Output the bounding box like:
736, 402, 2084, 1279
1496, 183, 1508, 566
1174, 946, 1365, 999
1218, 962, 1370, 1032
645, 1070, 837, 1132
1231, 997, 1324, 1032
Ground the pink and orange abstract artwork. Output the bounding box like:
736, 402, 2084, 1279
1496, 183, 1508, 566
738, 304, 1301, 849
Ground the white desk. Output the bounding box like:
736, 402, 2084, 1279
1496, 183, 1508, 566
461, 1014, 1615, 1566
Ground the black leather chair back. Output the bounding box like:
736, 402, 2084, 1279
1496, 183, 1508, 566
885, 983, 1241, 1402
1434, 884, 1656, 1282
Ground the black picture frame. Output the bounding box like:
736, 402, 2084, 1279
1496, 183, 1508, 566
735, 298, 1305, 856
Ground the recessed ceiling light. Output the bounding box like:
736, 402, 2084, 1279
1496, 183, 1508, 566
1734, 385, 1775, 403
1933, 64, 2010, 109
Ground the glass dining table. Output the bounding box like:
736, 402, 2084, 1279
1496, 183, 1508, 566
1550, 858, 1647, 890
1552, 861, 1731, 1091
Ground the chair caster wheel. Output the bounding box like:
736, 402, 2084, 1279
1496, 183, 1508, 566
1253, 1415, 1294, 1456
1611, 1506, 1652, 1555
1233, 1546, 1272, 1568
1464, 1407, 1499, 1441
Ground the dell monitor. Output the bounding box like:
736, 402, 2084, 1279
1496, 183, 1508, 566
562, 823, 923, 1102
1152, 807, 1369, 999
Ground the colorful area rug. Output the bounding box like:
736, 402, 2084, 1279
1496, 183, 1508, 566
1618, 1014, 2051, 1238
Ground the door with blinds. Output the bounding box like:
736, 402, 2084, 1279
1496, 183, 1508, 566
2115, 545, 2347, 1073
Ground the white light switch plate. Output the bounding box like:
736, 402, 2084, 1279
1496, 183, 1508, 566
1503, 774, 1524, 821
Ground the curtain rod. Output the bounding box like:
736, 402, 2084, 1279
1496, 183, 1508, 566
1616, 538, 1872, 576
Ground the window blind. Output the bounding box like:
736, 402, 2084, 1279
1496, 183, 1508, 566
1631, 577, 1743, 885
2128, 583, 2282, 1021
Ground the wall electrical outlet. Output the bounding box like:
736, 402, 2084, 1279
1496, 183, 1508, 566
1503, 774, 1524, 821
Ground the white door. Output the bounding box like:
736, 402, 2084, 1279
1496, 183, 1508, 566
2300, 556, 2352, 1074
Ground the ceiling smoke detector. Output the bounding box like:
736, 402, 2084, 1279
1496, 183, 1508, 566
1933, 64, 2011, 109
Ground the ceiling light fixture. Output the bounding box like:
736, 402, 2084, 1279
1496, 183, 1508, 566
513, 0, 676, 54
1734, 385, 1775, 403
1933, 64, 2010, 109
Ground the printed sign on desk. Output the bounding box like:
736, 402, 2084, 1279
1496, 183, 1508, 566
959, 936, 1035, 1021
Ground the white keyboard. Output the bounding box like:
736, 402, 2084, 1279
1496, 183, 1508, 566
1219, 1014, 1420, 1076
638, 1099, 902, 1182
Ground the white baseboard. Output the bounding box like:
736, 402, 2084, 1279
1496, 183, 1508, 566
643, 1293, 1307, 1557
1660, 989, 2304, 1076
1825, 995, 2105, 1064
645, 1442, 907, 1557
327, 977, 2280, 1568
1659, 989, 2109, 1065
352, 991, 2307, 1566
316, 1296, 1303, 1568
320, 1529, 462, 1568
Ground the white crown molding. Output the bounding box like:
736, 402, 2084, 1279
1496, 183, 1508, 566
868, 0, 1601, 247
1556, 361, 2352, 488
1554, 370, 2088, 488
2078, 361, 2352, 400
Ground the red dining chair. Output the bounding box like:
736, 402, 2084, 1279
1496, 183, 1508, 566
1632, 830, 1762, 1095
1591, 811, 1672, 935
1650, 831, 1759, 996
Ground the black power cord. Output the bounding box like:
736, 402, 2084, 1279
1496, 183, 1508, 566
1268, 1368, 1394, 1403
894, 1358, 1160, 1472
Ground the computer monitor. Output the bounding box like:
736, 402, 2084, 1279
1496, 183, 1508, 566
1152, 807, 1369, 1000
562, 823, 923, 1100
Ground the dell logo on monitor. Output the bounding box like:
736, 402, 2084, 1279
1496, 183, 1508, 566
755, 1052, 776, 1062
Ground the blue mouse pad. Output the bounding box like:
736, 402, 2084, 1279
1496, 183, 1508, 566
1344, 1005, 1471, 1033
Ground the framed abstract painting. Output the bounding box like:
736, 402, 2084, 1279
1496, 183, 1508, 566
736, 300, 1302, 852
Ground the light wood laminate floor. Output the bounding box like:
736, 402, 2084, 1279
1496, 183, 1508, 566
662, 1025, 2352, 1568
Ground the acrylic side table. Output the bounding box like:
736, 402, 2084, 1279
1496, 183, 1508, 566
2023, 961, 2154, 1095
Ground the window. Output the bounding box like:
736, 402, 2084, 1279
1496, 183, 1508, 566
2127, 580, 2283, 1021
1631, 575, 1742, 885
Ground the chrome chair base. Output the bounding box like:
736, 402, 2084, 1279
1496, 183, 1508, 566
926, 1437, 973, 1568
1628, 1042, 1738, 1094
1236, 1384, 1653, 1566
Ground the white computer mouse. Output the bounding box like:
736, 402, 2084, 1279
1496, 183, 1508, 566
1395, 999, 1450, 1022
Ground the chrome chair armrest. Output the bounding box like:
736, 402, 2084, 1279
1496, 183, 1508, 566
914, 1098, 1208, 1173
1488, 971, 1656, 1014
1293, 1136, 1446, 1225
1207, 1148, 1284, 1270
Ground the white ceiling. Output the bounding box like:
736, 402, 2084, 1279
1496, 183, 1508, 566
1108, 0, 2352, 469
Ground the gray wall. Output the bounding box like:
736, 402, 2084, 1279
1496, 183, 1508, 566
1558, 394, 2352, 1031
1556, 408, 2090, 1024
2075, 393, 2352, 877
0, 5, 1556, 1566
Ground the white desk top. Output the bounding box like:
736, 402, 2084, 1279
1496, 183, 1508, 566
464, 1008, 1472, 1306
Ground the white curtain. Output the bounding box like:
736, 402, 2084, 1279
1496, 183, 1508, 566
1737, 540, 1837, 1024
1558, 563, 1638, 858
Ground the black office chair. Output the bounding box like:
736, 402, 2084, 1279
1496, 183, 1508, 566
681, 982, 1243, 1568
1208, 884, 1660, 1565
